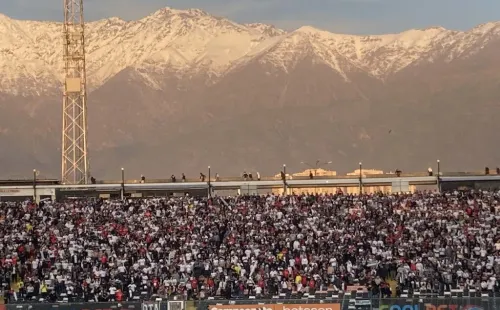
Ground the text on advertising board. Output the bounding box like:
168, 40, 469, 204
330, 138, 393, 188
208, 303, 341, 310
142, 302, 161, 310
379, 304, 484, 310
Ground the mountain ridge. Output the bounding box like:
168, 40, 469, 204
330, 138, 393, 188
1, 7, 500, 178
1, 7, 500, 95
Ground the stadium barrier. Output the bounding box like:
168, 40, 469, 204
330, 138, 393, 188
2, 301, 179, 310
198, 297, 500, 310
2, 302, 144, 310
2, 298, 499, 310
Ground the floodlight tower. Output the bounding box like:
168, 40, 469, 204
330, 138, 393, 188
61, 0, 89, 184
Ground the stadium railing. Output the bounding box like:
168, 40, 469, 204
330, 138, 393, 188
5, 296, 500, 310
97, 172, 439, 184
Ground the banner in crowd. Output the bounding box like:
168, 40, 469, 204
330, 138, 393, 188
208, 303, 341, 310
345, 285, 368, 292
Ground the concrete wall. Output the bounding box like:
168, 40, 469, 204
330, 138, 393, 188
0, 187, 56, 202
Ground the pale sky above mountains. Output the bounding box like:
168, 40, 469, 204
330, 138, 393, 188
1, 0, 500, 34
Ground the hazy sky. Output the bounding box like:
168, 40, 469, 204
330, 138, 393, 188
1, 0, 500, 34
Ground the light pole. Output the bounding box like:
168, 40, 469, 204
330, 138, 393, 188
300, 160, 333, 176
208, 166, 211, 198
437, 159, 441, 193
33, 169, 37, 202
359, 162, 363, 195
283, 164, 287, 194
121, 168, 125, 200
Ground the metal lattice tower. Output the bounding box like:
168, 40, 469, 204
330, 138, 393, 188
61, 0, 89, 184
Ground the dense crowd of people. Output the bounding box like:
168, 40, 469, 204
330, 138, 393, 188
0, 191, 499, 303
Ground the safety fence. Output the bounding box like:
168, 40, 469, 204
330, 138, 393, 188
1, 298, 499, 310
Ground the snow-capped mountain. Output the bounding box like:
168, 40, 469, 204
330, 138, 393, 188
1, 7, 499, 96
0, 8, 285, 95
1, 7, 500, 179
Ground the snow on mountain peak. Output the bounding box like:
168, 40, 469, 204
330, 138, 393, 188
295, 25, 321, 33
0, 9, 499, 96
422, 26, 447, 31
259, 24, 455, 78
0, 7, 288, 94
106, 17, 126, 23
470, 22, 500, 35
245, 23, 286, 37
145, 7, 209, 21
0, 12, 9, 20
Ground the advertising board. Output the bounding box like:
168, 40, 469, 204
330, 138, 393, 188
208, 303, 341, 310
379, 302, 486, 310
5, 302, 142, 310
142, 302, 162, 310
142, 301, 181, 310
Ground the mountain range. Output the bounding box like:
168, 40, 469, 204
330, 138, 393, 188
1, 8, 500, 179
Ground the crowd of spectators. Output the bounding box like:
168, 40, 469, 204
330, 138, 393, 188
0, 190, 499, 303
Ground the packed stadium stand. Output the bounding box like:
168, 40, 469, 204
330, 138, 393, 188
0, 191, 499, 303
